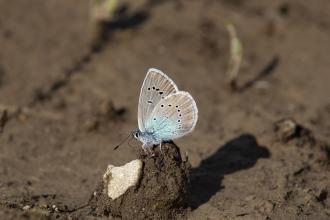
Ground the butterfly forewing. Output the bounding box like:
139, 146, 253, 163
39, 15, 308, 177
145, 91, 198, 141
138, 68, 178, 132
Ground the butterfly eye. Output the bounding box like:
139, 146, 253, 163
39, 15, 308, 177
133, 132, 139, 138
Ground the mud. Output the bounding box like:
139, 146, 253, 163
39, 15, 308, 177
91, 142, 189, 219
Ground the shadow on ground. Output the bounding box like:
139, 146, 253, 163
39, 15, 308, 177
189, 134, 270, 209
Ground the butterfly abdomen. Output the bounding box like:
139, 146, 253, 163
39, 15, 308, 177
137, 131, 162, 147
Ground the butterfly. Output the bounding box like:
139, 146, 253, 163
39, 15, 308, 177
132, 68, 198, 151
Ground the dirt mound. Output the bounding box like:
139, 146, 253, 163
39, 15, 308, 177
90, 142, 189, 219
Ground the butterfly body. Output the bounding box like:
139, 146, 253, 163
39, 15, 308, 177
135, 68, 198, 149
133, 130, 162, 147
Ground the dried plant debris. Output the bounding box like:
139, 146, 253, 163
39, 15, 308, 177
226, 23, 243, 91
90, 142, 190, 219
90, 0, 119, 22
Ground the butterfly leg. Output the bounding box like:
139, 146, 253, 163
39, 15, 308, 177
142, 144, 148, 153
159, 141, 163, 155
142, 144, 155, 157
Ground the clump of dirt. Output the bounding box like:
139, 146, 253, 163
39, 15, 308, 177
82, 100, 127, 132
90, 142, 190, 219
274, 118, 312, 143
274, 118, 330, 167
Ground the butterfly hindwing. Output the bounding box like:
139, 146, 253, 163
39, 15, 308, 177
138, 68, 178, 132
144, 91, 198, 141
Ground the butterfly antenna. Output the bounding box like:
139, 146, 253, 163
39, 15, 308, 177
127, 137, 133, 148
113, 132, 133, 150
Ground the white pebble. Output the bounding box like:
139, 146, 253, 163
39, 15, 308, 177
103, 159, 143, 200
22, 205, 31, 210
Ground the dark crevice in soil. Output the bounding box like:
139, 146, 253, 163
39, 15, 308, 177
238, 56, 279, 92
0, 109, 8, 133
189, 134, 270, 209
29, 9, 150, 107
30, 52, 92, 106
0, 64, 5, 87
29, 0, 176, 107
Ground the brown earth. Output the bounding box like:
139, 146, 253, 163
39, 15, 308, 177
90, 142, 189, 220
0, 0, 330, 219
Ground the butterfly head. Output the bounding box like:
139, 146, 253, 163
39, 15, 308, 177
132, 129, 141, 140
132, 129, 161, 147
133, 129, 148, 145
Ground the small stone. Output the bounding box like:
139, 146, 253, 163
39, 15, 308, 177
257, 200, 274, 214
304, 193, 315, 204
273, 118, 314, 144
245, 195, 256, 201
83, 120, 99, 132
22, 205, 31, 210
39, 203, 48, 209
274, 118, 298, 142
103, 159, 143, 200
29, 207, 51, 217
52, 204, 59, 212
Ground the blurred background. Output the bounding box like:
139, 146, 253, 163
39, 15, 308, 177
0, 0, 329, 219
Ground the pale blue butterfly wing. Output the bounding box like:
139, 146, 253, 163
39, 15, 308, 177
138, 68, 178, 132
145, 91, 198, 141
